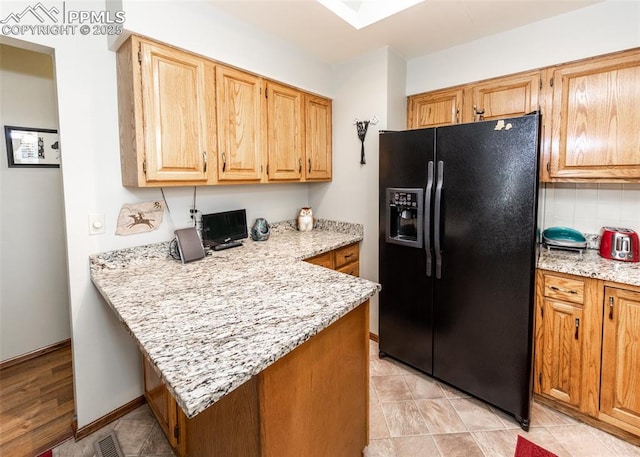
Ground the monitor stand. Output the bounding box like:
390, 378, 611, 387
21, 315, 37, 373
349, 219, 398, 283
210, 240, 243, 251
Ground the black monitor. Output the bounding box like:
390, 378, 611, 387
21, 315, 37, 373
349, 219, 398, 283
201, 209, 248, 247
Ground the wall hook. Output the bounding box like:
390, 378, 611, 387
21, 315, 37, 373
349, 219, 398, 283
353, 115, 379, 165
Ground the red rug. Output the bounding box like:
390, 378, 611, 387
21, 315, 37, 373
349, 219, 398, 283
514, 436, 558, 457
37, 451, 52, 457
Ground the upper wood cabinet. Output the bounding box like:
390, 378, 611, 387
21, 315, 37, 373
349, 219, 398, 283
600, 286, 640, 434
265, 81, 304, 181
216, 66, 264, 182
407, 87, 463, 128
305, 95, 332, 180
547, 49, 640, 181
117, 36, 216, 187
465, 72, 540, 123
116, 35, 333, 187
408, 48, 640, 182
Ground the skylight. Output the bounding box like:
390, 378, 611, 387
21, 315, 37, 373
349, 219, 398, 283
316, 0, 425, 30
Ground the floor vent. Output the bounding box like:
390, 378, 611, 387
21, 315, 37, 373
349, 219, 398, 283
93, 432, 124, 457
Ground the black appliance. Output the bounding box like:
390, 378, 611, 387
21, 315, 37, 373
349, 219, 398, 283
201, 209, 248, 250
378, 113, 540, 430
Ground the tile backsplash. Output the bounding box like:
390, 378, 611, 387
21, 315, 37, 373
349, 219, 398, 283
540, 183, 640, 237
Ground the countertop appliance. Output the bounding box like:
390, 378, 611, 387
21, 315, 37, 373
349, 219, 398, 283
379, 113, 540, 431
542, 227, 587, 253
599, 227, 639, 262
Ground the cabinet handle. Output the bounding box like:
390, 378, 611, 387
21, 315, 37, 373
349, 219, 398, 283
222, 152, 226, 173
299, 158, 302, 173
308, 158, 312, 174
609, 296, 614, 320
473, 105, 485, 121
550, 285, 577, 294
203, 151, 207, 173
455, 108, 460, 124
574, 318, 580, 340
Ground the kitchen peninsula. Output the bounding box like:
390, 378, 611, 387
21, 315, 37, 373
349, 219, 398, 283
90, 220, 380, 456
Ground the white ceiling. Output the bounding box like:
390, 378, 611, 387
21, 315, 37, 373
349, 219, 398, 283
208, 0, 601, 64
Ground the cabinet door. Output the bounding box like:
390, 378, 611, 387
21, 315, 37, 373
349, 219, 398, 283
541, 298, 583, 407
139, 40, 209, 183
216, 66, 263, 181
304, 95, 332, 181
407, 88, 462, 128
601, 287, 640, 431
467, 71, 540, 123
549, 49, 640, 179
143, 357, 180, 450
266, 81, 303, 181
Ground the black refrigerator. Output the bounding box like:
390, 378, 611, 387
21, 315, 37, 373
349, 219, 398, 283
378, 113, 540, 430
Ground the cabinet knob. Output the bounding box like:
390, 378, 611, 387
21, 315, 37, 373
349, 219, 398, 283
574, 318, 580, 340
222, 152, 226, 173
203, 151, 207, 173
299, 158, 302, 173
308, 158, 312, 174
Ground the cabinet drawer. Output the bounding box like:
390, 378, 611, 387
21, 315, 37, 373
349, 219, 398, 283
544, 274, 585, 304
334, 243, 359, 268
337, 261, 359, 277
304, 252, 333, 269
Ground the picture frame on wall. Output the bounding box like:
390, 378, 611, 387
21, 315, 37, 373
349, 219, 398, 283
4, 125, 60, 168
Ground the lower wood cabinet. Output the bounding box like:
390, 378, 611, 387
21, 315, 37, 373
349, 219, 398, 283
534, 270, 640, 444
142, 301, 369, 457
600, 287, 640, 434
304, 242, 359, 277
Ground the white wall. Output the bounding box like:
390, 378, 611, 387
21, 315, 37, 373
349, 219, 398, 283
309, 47, 407, 335
0, 44, 71, 361
407, 1, 640, 94
1, 0, 332, 428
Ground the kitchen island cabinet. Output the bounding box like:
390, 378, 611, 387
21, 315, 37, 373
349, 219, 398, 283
90, 220, 379, 456
142, 301, 368, 457
535, 249, 640, 445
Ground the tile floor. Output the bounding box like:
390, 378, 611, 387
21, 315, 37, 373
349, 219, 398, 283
52, 340, 640, 457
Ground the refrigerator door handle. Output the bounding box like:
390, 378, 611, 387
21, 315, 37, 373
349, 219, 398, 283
434, 160, 444, 279
425, 161, 434, 276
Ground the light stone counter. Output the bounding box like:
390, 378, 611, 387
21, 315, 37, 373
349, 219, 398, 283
538, 247, 640, 287
90, 220, 380, 419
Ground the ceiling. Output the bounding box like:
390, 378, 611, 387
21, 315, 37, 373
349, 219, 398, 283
208, 0, 601, 64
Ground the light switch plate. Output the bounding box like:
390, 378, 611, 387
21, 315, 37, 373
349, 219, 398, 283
89, 213, 105, 235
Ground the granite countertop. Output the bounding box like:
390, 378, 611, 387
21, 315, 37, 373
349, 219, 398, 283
538, 247, 640, 287
90, 220, 380, 419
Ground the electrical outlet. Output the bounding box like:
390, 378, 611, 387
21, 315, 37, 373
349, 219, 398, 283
89, 213, 105, 235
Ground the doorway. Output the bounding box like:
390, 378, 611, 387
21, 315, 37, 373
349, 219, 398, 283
0, 42, 74, 456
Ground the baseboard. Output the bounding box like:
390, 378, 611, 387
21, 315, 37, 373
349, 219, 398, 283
369, 332, 379, 342
0, 339, 71, 370
74, 396, 146, 441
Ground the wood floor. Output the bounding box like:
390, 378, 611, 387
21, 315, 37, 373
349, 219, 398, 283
0, 341, 74, 457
